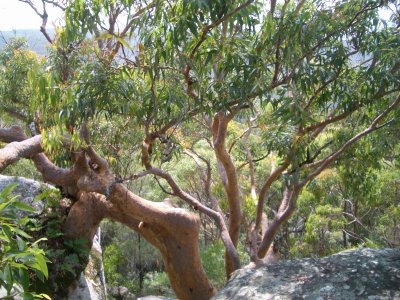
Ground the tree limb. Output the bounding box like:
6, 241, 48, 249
257, 185, 300, 258
0, 135, 42, 171
254, 159, 289, 232
301, 94, 400, 186
300, 89, 399, 135
190, 0, 254, 59
141, 132, 240, 276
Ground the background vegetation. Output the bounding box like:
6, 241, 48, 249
0, 0, 399, 298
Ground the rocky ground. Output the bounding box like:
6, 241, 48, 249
213, 248, 400, 300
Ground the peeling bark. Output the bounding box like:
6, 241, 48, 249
211, 112, 242, 276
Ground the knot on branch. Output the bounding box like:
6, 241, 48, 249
74, 124, 115, 195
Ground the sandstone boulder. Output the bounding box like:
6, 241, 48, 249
213, 248, 400, 300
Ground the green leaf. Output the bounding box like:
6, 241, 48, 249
0, 199, 13, 212
3, 265, 13, 293
96, 32, 113, 40
17, 236, 26, 251
9, 262, 29, 270
34, 269, 45, 282
23, 292, 34, 300
13, 201, 36, 213
19, 268, 30, 290
116, 37, 132, 50
2, 224, 12, 242
0, 183, 17, 199
11, 227, 32, 239
33, 254, 48, 279
37, 294, 52, 300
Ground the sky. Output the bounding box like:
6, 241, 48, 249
0, 0, 394, 31
0, 0, 63, 31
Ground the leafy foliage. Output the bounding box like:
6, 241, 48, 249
32, 190, 90, 296
0, 38, 42, 124
200, 240, 249, 289
142, 271, 173, 297
0, 0, 399, 297
0, 181, 90, 297
0, 184, 50, 299
101, 220, 164, 295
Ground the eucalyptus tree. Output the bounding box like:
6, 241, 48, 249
0, 0, 399, 299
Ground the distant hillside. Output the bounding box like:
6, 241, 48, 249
0, 29, 54, 56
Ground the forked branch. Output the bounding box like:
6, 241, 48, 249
301, 95, 400, 185
141, 133, 240, 275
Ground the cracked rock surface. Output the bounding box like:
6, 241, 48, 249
213, 248, 400, 300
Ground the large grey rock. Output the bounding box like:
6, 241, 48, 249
0, 174, 49, 215
0, 175, 107, 300
213, 248, 400, 300
109, 285, 136, 299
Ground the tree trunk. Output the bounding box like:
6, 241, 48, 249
211, 112, 242, 276
343, 200, 348, 248
0, 126, 216, 298
258, 187, 299, 258
63, 185, 215, 300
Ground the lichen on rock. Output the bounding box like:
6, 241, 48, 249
213, 248, 400, 300
0, 174, 50, 215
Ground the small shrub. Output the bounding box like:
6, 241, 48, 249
0, 184, 50, 299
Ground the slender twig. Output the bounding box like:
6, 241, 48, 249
154, 176, 175, 196
190, 0, 254, 59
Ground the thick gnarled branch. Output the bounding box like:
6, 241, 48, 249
141, 131, 240, 276
0, 135, 42, 172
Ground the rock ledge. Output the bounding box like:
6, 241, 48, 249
213, 248, 400, 300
